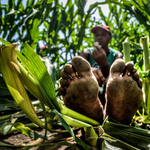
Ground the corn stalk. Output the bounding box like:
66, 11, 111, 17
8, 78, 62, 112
140, 36, 150, 115
122, 37, 131, 63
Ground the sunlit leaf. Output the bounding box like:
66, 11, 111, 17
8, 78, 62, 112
103, 116, 150, 150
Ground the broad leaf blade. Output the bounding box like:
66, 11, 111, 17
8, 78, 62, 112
102, 116, 150, 150
101, 133, 140, 150
0, 38, 11, 46
51, 109, 95, 150
17, 43, 59, 111
0, 44, 47, 129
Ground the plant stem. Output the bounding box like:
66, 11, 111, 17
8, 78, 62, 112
122, 37, 131, 63
140, 36, 150, 71
140, 36, 150, 114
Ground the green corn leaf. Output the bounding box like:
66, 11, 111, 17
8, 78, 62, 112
13, 122, 52, 140
59, 103, 100, 126
17, 61, 47, 105
0, 142, 23, 148
0, 98, 20, 112
60, 113, 92, 128
51, 109, 96, 150
0, 38, 11, 46
0, 44, 51, 130
30, 19, 40, 49
84, 127, 99, 147
101, 133, 140, 150
143, 114, 150, 124
102, 116, 150, 150
17, 43, 59, 111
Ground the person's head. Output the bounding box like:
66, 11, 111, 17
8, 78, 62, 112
91, 25, 112, 48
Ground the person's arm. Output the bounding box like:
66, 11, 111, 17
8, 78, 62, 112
91, 44, 123, 79
99, 51, 123, 78
80, 48, 105, 86
91, 45, 110, 78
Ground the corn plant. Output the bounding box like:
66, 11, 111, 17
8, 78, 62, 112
140, 36, 150, 117
123, 36, 150, 124
122, 37, 131, 63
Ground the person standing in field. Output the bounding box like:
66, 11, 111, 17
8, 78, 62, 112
80, 24, 123, 105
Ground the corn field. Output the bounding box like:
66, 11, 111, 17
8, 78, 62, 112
1, 0, 150, 149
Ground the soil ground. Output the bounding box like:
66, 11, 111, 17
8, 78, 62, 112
0, 128, 82, 150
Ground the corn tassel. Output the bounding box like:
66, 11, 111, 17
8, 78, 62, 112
0, 44, 52, 130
